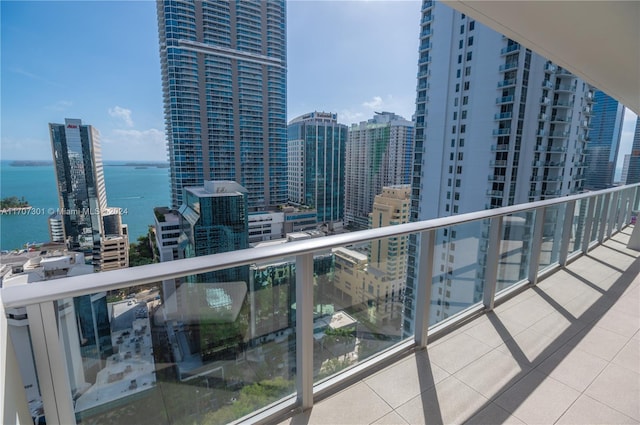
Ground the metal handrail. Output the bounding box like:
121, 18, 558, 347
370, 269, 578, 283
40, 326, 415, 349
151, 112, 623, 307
2, 183, 638, 309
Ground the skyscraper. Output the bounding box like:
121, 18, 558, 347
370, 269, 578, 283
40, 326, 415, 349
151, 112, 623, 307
625, 117, 640, 184
287, 111, 347, 227
584, 91, 625, 190
405, 1, 593, 333
344, 112, 413, 230
157, 0, 287, 212
49, 118, 129, 271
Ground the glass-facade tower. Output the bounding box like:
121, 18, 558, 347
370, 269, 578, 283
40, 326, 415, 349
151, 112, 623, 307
287, 111, 347, 225
157, 0, 287, 212
584, 91, 625, 190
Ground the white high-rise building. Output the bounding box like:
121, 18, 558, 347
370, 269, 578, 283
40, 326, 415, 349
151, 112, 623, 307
345, 112, 413, 230
405, 1, 594, 332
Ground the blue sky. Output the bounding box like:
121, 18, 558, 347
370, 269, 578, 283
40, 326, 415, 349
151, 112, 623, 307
1, 1, 637, 168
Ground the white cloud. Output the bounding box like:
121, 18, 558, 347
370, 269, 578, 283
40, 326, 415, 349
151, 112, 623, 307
101, 128, 166, 161
108, 106, 134, 127
363, 96, 384, 109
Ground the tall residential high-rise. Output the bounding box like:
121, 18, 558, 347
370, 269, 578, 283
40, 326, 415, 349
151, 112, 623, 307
49, 118, 129, 271
625, 118, 640, 184
405, 1, 593, 333
157, 0, 287, 212
584, 91, 625, 190
287, 111, 347, 227
344, 112, 413, 230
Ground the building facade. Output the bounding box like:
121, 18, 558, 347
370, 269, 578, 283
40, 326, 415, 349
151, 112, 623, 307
157, 0, 287, 211
345, 112, 413, 230
584, 91, 625, 190
405, 1, 594, 334
625, 118, 640, 184
49, 118, 129, 271
287, 111, 347, 226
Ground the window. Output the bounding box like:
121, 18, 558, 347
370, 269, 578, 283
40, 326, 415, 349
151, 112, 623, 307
451, 230, 457, 238
451, 139, 455, 147
457, 152, 463, 161
466, 51, 472, 61
464, 81, 470, 91
459, 40, 463, 49
460, 124, 466, 133
458, 54, 462, 64
450, 152, 454, 161
446, 204, 450, 212
454, 98, 459, 107
456, 165, 463, 174
453, 111, 458, 120
448, 165, 453, 173
454, 192, 460, 200
446, 191, 451, 199
463, 96, 469, 105
465, 66, 471, 76
459, 138, 465, 147
455, 83, 460, 93
469, 20, 475, 31
453, 205, 459, 213
452, 125, 456, 134
455, 179, 461, 187
461, 110, 467, 119
460, 24, 465, 34
456, 69, 461, 78
468, 36, 474, 46
447, 178, 452, 187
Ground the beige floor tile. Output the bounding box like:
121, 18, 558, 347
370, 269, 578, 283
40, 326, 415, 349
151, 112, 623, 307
595, 308, 640, 338
301, 383, 392, 424
494, 327, 561, 367
370, 411, 409, 425
495, 294, 557, 328
364, 351, 449, 408
612, 338, 640, 374
535, 344, 608, 392
494, 370, 581, 424
556, 394, 638, 424
454, 349, 531, 400
585, 363, 640, 421
463, 403, 525, 425
463, 313, 526, 348
428, 333, 493, 374
395, 376, 488, 425
566, 323, 630, 361
527, 310, 587, 341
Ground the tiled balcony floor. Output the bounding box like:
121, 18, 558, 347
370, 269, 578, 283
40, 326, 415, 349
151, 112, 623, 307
277, 228, 640, 424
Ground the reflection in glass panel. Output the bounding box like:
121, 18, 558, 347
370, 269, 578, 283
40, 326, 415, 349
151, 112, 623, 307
590, 195, 604, 243
316, 236, 407, 381
496, 211, 534, 293
539, 204, 565, 271
52, 266, 297, 424
431, 220, 484, 326
569, 198, 588, 254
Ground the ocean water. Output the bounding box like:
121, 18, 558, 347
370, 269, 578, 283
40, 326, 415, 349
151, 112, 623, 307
0, 160, 170, 250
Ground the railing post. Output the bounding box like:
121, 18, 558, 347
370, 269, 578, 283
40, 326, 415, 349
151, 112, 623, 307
559, 201, 575, 267
26, 302, 75, 425
1, 295, 32, 425
528, 207, 546, 285
598, 192, 611, 242
483, 216, 503, 310
582, 196, 597, 254
295, 253, 314, 410
415, 230, 435, 348
620, 189, 631, 230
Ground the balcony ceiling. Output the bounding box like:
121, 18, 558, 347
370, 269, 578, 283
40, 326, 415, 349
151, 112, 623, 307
442, 1, 640, 114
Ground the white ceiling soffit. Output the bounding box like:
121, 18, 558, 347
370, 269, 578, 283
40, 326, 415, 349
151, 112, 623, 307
441, 0, 640, 114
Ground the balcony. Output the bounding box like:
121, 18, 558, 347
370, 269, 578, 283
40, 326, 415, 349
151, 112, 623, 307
491, 144, 510, 152
496, 95, 514, 104
499, 62, 518, 72
500, 44, 520, 55
497, 78, 517, 88
493, 128, 511, 136
552, 100, 574, 108
495, 112, 513, 120
488, 175, 506, 182
2, 185, 639, 425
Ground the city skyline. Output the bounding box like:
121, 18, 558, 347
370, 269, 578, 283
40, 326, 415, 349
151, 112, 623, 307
2, 1, 636, 173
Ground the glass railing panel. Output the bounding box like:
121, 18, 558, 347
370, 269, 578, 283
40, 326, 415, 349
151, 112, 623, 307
38, 265, 296, 424
539, 204, 565, 272
496, 211, 535, 293
314, 237, 409, 382
568, 198, 588, 255
430, 220, 485, 325
590, 194, 605, 243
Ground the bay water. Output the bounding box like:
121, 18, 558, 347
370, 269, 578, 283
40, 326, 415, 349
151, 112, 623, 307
0, 160, 170, 250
